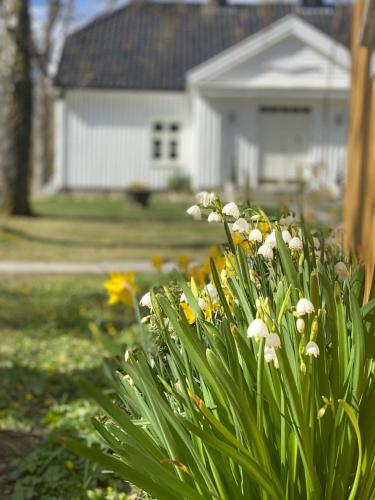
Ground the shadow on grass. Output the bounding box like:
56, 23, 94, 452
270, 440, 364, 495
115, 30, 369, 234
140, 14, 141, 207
0, 363, 105, 426
1, 225, 218, 250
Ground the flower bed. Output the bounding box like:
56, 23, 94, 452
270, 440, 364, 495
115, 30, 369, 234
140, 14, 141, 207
72, 195, 374, 500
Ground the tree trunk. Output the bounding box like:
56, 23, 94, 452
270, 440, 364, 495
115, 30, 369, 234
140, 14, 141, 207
0, 0, 32, 215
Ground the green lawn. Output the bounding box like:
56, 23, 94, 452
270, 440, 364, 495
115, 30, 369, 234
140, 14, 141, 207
0, 194, 225, 262
0, 274, 163, 499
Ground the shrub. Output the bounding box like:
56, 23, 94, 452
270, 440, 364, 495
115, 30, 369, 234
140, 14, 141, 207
70, 197, 375, 500
167, 172, 191, 193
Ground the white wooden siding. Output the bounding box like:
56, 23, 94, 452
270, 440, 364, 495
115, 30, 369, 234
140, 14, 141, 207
214, 36, 350, 91
194, 95, 348, 190
54, 90, 192, 190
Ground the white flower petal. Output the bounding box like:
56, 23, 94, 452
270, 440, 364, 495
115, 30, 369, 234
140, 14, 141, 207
207, 212, 222, 223
222, 202, 240, 220
305, 341, 320, 358
258, 244, 274, 260
187, 205, 202, 220
248, 228, 263, 243
247, 319, 269, 340
139, 292, 152, 309
296, 298, 315, 315
334, 262, 350, 281
232, 217, 249, 232
289, 237, 303, 251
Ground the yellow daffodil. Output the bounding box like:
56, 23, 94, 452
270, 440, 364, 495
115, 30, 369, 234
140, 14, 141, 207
258, 222, 270, 235
104, 272, 139, 307
190, 265, 206, 286
178, 254, 190, 273
151, 255, 163, 272
208, 245, 221, 259
181, 302, 196, 324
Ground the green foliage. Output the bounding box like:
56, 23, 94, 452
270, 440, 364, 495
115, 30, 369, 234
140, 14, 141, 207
0, 276, 157, 499
167, 173, 191, 193
74, 207, 375, 499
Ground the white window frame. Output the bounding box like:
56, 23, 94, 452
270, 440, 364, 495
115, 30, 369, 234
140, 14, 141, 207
150, 119, 182, 167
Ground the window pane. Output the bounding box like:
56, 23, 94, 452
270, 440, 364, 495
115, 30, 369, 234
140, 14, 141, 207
153, 139, 162, 159
153, 122, 163, 132
169, 140, 178, 159
170, 123, 180, 132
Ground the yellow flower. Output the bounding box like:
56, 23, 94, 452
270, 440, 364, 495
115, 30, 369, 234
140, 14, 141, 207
181, 302, 196, 324
190, 266, 206, 286
232, 232, 245, 246
208, 245, 221, 259
258, 222, 270, 235
64, 460, 75, 470
178, 254, 189, 273
24, 393, 34, 401
151, 255, 163, 272
106, 323, 117, 336
104, 272, 139, 307
47, 365, 55, 376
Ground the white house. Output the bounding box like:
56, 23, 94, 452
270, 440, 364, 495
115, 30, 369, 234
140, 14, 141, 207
54, 1, 352, 192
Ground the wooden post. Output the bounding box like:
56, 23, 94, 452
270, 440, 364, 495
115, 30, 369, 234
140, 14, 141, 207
345, 0, 375, 301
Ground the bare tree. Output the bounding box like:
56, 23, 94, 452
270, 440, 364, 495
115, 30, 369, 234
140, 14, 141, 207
32, 0, 75, 190
0, 0, 32, 215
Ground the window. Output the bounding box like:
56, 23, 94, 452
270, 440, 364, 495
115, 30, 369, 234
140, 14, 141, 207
151, 121, 181, 163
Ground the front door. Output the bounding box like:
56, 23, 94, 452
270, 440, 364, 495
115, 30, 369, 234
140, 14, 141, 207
258, 105, 311, 185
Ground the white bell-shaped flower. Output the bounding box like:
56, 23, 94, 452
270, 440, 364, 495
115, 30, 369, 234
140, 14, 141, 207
197, 298, 206, 310
265, 333, 281, 349
296, 298, 315, 315
207, 212, 222, 223
264, 346, 279, 368
265, 231, 277, 248
248, 228, 263, 243
334, 262, 350, 281
258, 244, 274, 260
206, 283, 219, 303
281, 230, 292, 244
247, 319, 269, 341
222, 202, 240, 220
187, 205, 202, 220
305, 341, 320, 358
289, 237, 303, 251
232, 217, 249, 232
139, 292, 152, 309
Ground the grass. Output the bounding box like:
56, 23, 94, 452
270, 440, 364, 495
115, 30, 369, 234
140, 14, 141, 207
0, 194, 225, 262
0, 274, 163, 499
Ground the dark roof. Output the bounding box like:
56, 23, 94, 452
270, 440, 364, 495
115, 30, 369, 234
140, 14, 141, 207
55, 2, 352, 91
